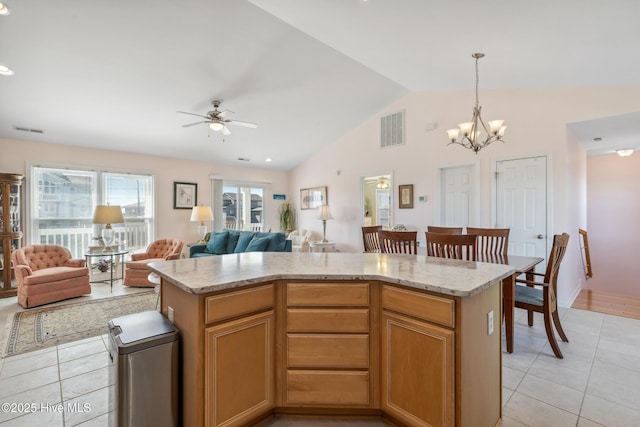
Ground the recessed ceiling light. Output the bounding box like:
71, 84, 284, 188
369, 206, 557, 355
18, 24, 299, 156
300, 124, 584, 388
0, 2, 10, 16
617, 149, 634, 157
0, 64, 14, 76
593, 137, 602, 142
265, 158, 273, 163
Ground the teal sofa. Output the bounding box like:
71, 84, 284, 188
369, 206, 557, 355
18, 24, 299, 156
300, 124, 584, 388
189, 230, 292, 258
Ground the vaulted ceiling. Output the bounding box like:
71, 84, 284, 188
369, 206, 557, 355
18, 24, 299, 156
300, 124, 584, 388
1, 0, 639, 170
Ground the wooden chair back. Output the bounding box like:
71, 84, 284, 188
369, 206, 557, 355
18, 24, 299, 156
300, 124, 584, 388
542, 232, 570, 291
514, 232, 570, 358
362, 225, 382, 253
466, 227, 510, 256
378, 230, 418, 254
425, 232, 477, 261
427, 226, 463, 235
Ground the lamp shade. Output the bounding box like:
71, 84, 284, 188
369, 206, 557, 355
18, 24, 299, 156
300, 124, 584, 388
318, 205, 334, 221
190, 205, 214, 222
92, 205, 124, 225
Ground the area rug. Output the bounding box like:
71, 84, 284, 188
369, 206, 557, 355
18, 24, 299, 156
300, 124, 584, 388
4, 291, 157, 357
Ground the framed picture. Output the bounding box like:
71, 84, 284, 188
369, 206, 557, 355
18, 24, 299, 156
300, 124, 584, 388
300, 186, 327, 210
399, 184, 413, 209
173, 181, 197, 209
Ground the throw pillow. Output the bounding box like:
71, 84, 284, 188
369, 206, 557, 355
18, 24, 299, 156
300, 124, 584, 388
234, 231, 255, 253
255, 232, 287, 251
206, 231, 229, 255
245, 236, 271, 252
226, 230, 241, 253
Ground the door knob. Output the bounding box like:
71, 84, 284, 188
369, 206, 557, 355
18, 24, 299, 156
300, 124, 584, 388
537, 234, 544, 239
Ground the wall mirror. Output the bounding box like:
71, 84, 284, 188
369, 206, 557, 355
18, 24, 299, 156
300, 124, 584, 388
362, 174, 392, 228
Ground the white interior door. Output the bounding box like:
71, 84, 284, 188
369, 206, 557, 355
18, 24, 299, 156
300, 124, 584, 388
441, 165, 474, 226
495, 156, 547, 257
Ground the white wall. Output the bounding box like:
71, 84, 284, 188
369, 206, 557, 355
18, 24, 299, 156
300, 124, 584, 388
586, 153, 640, 296
0, 138, 289, 247
289, 85, 640, 307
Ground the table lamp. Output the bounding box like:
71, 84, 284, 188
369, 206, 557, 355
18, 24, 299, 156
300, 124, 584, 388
92, 205, 124, 252
190, 205, 214, 242
318, 205, 334, 242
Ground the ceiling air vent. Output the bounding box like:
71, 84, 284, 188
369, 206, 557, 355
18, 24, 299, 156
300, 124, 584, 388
380, 111, 404, 148
13, 126, 44, 134
237, 157, 251, 162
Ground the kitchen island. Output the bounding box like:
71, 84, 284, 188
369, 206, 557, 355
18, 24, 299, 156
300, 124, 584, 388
149, 252, 514, 427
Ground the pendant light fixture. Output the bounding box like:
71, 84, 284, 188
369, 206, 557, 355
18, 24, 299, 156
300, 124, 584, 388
446, 53, 507, 154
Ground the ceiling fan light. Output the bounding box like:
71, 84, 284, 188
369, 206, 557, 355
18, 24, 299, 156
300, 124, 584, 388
0, 2, 10, 16
209, 121, 224, 131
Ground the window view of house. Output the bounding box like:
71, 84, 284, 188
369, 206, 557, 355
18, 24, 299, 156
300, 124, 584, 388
31, 166, 154, 258
222, 185, 264, 232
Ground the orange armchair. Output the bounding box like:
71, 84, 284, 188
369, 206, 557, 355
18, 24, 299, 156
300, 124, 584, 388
124, 238, 184, 287
11, 245, 91, 308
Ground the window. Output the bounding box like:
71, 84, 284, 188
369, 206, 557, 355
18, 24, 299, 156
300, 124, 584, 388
30, 166, 154, 258
222, 184, 264, 231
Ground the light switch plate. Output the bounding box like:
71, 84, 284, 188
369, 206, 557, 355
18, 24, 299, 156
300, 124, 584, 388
487, 310, 494, 335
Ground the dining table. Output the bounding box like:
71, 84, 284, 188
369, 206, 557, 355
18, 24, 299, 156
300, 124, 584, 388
477, 254, 544, 353
416, 248, 543, 353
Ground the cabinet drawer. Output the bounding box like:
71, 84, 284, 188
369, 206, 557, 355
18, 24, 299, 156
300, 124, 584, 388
287, 334, 369, 368
287, 309, 369, 333
206, 284, 274, 324
382, 285, 455, 328
287, 282, 369, 306
286, 370, 369, 405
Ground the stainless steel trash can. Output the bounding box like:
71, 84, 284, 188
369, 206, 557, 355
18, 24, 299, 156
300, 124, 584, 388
108, 310, 179, 427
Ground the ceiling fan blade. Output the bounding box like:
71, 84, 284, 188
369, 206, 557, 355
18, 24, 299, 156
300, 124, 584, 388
181, 121, 208, 128
222, 126, 231, 135
227, 119, 257, 129
177, 111, 209, 119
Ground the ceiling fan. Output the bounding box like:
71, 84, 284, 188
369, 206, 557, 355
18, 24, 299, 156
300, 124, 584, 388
177, 100, 257, 135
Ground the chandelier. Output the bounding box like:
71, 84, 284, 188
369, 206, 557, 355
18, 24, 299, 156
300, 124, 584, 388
376, 177, 389, 189
446, 53, 506, 154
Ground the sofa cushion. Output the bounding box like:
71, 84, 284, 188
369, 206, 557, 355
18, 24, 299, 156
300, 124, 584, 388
245, 236, 271, 252
255, 232, 287, 252
206, 231, 229, 255
126, 258, 163, 270
23, 266, 90, 286
234, 231, 256, 253
226, 230, 241, 254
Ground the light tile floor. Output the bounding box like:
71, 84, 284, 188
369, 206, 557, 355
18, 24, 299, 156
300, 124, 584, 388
1, 290, 639, 426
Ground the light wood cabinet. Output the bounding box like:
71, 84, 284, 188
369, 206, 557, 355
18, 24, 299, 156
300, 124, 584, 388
285, 282, 371, 407
381, 311, 454, 427
205, 310, 275, 427
0, 173, 23, 298
161, 277, 502, 426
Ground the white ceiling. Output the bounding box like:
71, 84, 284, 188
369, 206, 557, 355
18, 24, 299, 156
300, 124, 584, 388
1, 1, 639, 170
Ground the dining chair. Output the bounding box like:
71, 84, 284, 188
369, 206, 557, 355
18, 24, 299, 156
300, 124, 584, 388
514, 232, 570, 359
425, 232, 477, 261
362, 225, 382, 252
378, 230, 418, 254
426, 226, 463, 235
466, 227, 510, 256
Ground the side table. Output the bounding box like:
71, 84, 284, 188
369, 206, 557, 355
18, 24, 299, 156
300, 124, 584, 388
309, 241, 336, 252
85, 250, 129, 292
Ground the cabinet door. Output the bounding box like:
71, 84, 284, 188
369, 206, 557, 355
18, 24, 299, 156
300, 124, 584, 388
382, 312, 454, 427
205, 310, 274, 427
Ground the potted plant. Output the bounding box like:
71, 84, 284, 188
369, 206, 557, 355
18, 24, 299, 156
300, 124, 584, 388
278, 202, 296, 232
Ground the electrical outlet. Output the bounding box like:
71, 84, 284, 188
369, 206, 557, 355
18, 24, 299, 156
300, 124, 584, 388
168, 306, 174, 323
487, 310, 494, 335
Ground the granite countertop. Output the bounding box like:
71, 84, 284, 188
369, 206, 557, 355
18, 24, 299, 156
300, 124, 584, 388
148, 252, 515, 298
